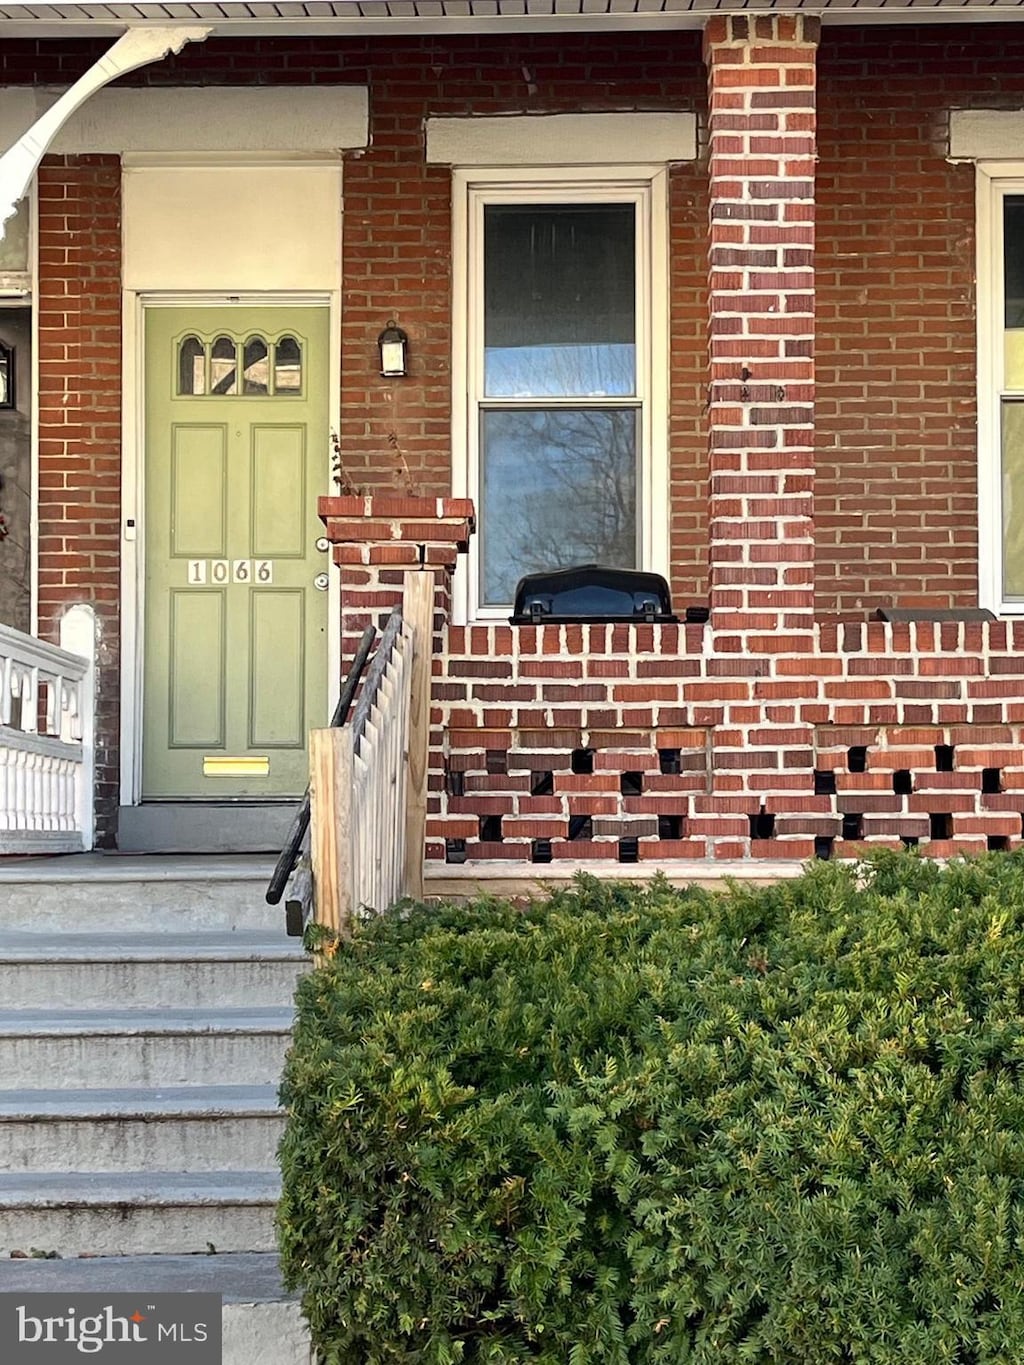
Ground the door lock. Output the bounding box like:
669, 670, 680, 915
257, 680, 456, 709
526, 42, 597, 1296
315, 536, 330, 553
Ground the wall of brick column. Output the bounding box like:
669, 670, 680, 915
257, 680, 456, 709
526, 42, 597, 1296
704, 14, 818, 650
319, 494, 472, 655
318, 495, 473, 826
36, 154, 122, 846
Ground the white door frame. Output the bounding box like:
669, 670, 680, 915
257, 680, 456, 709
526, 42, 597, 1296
120, 289, 342, 805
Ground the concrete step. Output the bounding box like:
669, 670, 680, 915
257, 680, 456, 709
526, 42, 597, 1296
0, 1086, 284, 1172
0, 855, 284, 934
0, 1171, 280, 1258
0, 933, 308, 1009
0, 1008, 294, 1088
0, 1253, 311, 1365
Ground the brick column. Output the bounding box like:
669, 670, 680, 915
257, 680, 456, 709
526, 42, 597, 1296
37, 154, 122, 846
703, 15, 819, 651
317, 495, 473, 660
318, 495, 473, 867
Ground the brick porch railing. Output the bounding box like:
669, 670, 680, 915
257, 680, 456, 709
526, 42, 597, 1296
320, 497, 1024, 868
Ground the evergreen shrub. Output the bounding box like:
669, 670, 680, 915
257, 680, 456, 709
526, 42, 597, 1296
278, 852, 1024, 1364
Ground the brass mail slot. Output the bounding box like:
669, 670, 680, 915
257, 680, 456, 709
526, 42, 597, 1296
203, 756, 270, 778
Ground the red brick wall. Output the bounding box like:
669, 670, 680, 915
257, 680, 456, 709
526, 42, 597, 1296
320, 498, 1024, 866
813, 25, 1024, 618
11, 24, 1024, 842
11, 26, 1024, 632
435, 616, 1024, 864
36, 154, 121, 845
2, 32, 712, 605
324, 34, 710, 606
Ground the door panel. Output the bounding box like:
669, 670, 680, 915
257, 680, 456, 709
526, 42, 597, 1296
143, 305, 329, 799
249, 590, 306, 749
251, 425, 306, 559
170, 425, 228, 558
168, 590, 226, 748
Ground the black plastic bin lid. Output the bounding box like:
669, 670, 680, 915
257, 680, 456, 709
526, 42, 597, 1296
509, 564, 678, 624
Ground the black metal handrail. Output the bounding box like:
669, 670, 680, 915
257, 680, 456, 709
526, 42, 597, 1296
265, 623, 376, 911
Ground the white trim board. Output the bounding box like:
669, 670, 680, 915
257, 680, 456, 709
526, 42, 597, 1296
0, 86, 368, 157
122, 163, 343, 292
427, 113, 696, 167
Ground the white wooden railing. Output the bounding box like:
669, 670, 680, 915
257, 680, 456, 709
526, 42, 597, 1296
0, 605, 96, 853
308, 573, 432, 934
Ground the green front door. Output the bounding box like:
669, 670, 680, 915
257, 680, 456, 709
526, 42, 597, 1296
143, 306, 329, 799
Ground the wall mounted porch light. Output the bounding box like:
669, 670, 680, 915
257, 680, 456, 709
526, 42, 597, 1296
377, 320, 408, 378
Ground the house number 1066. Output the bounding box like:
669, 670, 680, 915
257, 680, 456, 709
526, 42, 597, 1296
187, 560, 274, 585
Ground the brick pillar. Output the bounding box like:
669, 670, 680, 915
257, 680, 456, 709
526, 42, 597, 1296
318, 494, 473, 866
37, 154, 122, 846
703, 15, 819, 651
317, 494, 473, 660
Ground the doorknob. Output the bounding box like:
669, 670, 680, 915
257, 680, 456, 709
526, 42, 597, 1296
313, 572, 329, 591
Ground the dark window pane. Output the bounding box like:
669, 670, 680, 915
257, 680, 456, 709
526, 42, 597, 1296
479, 407, 638, 606
178, 336, 205, 395
484, 203, 635, 398
1006, 197, 1024, 330
243, 335, 269, 395
210, 336, 237, 395
274, 336, 302, 393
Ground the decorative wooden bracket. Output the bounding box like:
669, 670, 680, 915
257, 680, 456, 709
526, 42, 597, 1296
0, 25, 211, 235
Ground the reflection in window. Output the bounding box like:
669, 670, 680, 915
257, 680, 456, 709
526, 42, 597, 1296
1003, 401, 1024, 597
1005, 197, 1024, 390
178, 336, 206, 395
274, 336, 302, 393
0, 198, 29, 273
211, 336, 238, 395
484, 203, 636, 399
479, 407, 638, 606
176, 331, 304, 397
243, 336, 269, 395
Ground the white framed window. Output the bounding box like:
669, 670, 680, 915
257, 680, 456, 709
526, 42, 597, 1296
978, 163, 1024, 614
451, 167, 669, 622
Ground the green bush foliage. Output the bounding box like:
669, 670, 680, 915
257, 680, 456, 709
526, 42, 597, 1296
278, 852, 1024, 1364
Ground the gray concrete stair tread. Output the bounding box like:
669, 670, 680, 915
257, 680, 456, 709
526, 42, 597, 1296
0, 1171, 281, 1207
0, 854, 276, 885
0, 932, 305, 962
0, 1085, 281, 1119
0, 1008, 293, 1034
0, 1251, 297, 1302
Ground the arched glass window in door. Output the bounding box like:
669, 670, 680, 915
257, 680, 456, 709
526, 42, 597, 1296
175, 331, 304, 397
243, 335, 269, 395
274, 336, 302, 393
210, 336, 238, 395
178, 336, 206, 395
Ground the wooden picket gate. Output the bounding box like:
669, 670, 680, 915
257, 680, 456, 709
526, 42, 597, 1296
307, 572, 433, 934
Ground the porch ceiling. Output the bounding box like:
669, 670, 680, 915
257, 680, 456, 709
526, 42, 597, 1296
1, 0, 1023, 38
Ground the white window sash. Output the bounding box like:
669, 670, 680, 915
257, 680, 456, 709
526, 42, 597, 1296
451, 165, 669, 625
978, 163, 1024, 614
